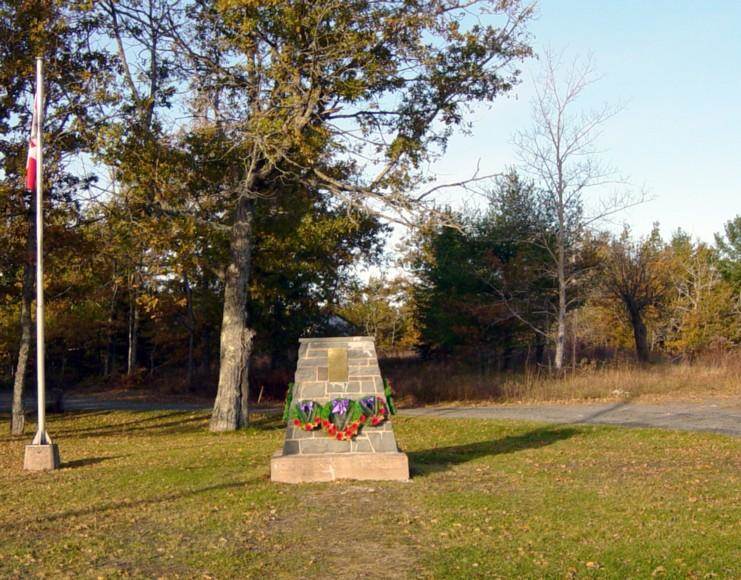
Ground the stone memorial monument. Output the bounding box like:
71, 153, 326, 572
270, 336, 409, 483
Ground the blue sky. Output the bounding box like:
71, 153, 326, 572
430, 0, 741, 243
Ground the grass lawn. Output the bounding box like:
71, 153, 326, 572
0, 411, 738, 578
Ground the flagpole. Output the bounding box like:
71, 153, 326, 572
32, 56, 49, 446
25, 56, 59, 470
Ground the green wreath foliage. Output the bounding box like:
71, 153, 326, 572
287, 399, 322, 431
320, 398, 366, 440
358, 395, 389, 426
284, 379, 397, 440
282, 382, 295, 423
383, 379, 397, 415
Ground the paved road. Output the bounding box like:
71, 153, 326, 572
1, 395, 738, 436
402, 399, 741, 436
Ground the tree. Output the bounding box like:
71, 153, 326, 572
514, 50, 638, 370
249, 188, 386, 361
168, 0, 534, 430
715, 215, 741, 289
409, 172, 553, 366
95, 0, 182, 377
601, 226, 668, 362
412, 211, 490, 354
0, 0, 107, 433
339, 276, 419, 355
476, 170, 558, 363
663, 232, 740, 356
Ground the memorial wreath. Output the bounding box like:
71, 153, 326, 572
284, 383, 397, 440
358, 395, 389, 426
287, 399, 322, 431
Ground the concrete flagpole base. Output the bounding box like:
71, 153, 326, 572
24, 444, 60, 471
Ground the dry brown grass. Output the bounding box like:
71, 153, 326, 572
383, 351, 741, 405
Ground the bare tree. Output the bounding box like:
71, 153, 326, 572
514, 50, 640, 370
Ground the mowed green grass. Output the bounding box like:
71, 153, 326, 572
0, 411, 738, 578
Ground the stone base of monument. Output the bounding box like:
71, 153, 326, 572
271, 336, 410, 484
24, 443, 60, 471
271, 451, 409, 484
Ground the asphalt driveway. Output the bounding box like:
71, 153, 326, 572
1, 394, 738, 436
401, 399, 740, 436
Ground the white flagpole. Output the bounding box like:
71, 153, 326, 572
31, 56, 50, 446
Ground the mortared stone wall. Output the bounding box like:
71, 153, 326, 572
281, 336, 399, 455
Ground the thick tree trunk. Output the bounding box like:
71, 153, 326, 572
210, 195, 256, 432
11, 217, 35, 435
628, 306, 650, 363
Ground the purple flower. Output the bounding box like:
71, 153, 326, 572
299, 401, 314, 415
331, 398, 350, 415
360, 396, 376, 410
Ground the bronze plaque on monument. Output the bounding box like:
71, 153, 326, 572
327, 347, 348, 382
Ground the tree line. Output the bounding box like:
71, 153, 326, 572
2, 2, 737, 435
1, 0, 535, 432
341, 52, 740, 371
407, 174, 740, 369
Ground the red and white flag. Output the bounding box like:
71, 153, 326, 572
25, 90, 40, 192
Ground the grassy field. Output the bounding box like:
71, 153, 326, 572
386, 355, 741, 404
0, 411, 738, 578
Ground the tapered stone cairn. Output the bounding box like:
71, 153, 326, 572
270, 336, 409, 483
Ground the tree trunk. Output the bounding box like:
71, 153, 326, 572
240, 364, 250, 421
571, 309, 578, 372
11, 211, 35, 435
187, 331, 195, 388
210, 194, 256, 432
149, 344, 157, 376
502, 345, 514, 371
554, 265, 566, 370
554, 182, 566, 371
534, 333, 545, 366
104, 282, 118, 377
628, 306, 650, 363
183, 274, 196, 390
200, 325, 211, 376
127, 285, 139, 376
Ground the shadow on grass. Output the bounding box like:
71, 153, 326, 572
50, 410, 284, 440
54, 411, 180, 434
50, 412, 209, 439
244, 413, 284, 432
408, 426, 580, 476
62, 455, 125, 469
21, 478, 262, 526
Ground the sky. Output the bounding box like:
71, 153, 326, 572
427, 0, 741, 244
